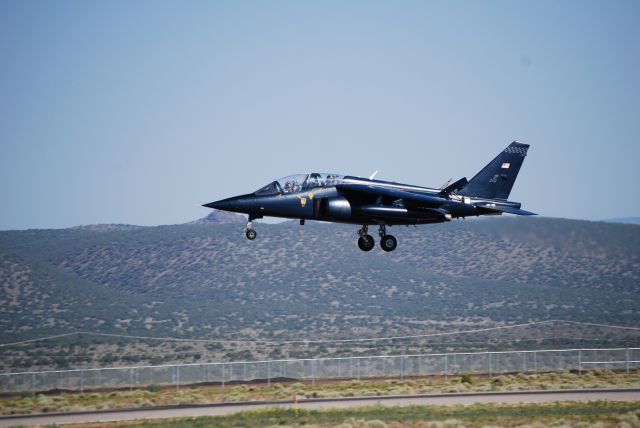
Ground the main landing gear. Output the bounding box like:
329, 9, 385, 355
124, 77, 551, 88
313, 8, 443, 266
357, 224, 397, 252
378, 224, 397, 252
357, 225, 375, 251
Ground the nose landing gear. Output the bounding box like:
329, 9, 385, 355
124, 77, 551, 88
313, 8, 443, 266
245, 217, 257, 240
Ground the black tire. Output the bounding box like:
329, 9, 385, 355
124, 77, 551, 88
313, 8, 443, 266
357, 235, 375, 252
245, 229, 257, 240
380, 234, 397, 252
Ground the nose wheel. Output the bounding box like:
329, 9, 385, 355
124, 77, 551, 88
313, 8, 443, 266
245, 219, 257, 240
357, 225, 375, 251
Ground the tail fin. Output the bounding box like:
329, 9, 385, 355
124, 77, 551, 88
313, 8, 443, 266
459, 141, 529, 200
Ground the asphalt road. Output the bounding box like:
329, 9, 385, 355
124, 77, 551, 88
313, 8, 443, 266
1, 388, 639, 427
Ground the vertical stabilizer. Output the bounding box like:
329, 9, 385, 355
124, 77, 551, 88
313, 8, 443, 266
459, 142, 529, 200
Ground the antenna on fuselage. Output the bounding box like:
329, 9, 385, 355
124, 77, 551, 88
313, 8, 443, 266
369, 170, 379, 180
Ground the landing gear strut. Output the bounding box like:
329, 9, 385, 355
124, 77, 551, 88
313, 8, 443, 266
357, 225, 375, 251
245, 218, 257, 240
378, 224, 397, 252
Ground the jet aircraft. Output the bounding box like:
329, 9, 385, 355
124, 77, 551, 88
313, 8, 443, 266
204, 141, 535, 252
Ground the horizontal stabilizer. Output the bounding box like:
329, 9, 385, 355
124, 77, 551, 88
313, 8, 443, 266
476, 203, 537, 216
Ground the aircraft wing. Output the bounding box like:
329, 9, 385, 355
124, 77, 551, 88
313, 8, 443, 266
336, 183, 448, 207
336, 183, 537, 216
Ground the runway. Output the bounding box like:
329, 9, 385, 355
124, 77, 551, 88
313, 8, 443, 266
1, 388, 639, 427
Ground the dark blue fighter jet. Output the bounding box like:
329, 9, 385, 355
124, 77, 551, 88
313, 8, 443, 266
204, 141, 535, 252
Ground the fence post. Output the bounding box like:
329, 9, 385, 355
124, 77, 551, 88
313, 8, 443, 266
350, 357, 353, 379
129, 368, 133, 391
578, 350, 582, 375
534, 351, 537, 374
400, 356, 404, 381
488, 353, 492, 378
176, 366, 180, 391
221, 364, 224, 390
80, 370, 84, 394
523, 352, 527, 372
627, 348, 630, 374
445, 355, 448, 381
31, 373, 35, 398
267, 361, 271, 387
357, 358, 360, 381
312, 360, 316, 386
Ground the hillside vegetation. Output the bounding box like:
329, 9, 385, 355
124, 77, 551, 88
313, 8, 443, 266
0, 216, 638, 370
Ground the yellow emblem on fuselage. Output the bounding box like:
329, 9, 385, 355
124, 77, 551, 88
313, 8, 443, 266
300, 197, 307, 207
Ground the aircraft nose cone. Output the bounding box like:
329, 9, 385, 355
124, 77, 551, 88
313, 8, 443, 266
203, 200, 224, 209
202, 194, 254, 212
203, 199, 232, 210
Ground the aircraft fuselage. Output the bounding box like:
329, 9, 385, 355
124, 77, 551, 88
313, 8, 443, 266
204, 142, 535, 252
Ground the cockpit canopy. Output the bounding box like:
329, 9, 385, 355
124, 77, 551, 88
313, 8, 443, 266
254, 173, 344, 196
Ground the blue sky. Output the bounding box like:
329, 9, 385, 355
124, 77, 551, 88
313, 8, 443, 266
1, 0, 639, 229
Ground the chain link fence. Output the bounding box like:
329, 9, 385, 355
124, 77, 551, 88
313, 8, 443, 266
1, 347, 638, 396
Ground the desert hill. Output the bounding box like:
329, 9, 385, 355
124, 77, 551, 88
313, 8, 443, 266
1, 216, 638, 345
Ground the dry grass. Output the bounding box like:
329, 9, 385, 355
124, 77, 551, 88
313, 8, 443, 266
35, 401, 640, 428
1, 369, 639, 416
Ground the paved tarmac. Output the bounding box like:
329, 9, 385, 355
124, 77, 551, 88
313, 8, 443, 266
1, 388, 639, 427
